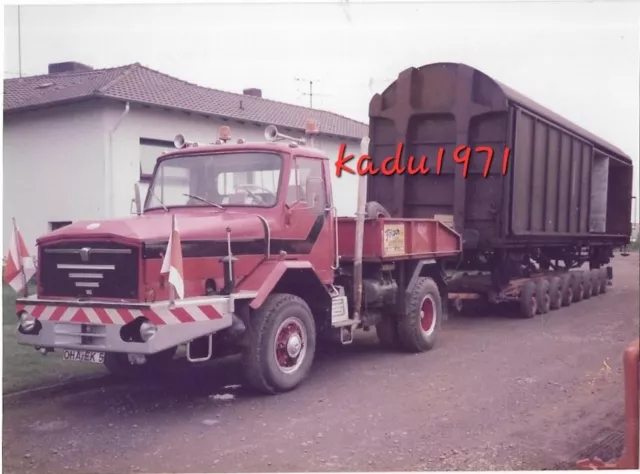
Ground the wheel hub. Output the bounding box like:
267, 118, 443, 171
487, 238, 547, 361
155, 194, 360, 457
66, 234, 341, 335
274, 317, 307, 374
420, 296, 436, 335
286, 334, 302, 358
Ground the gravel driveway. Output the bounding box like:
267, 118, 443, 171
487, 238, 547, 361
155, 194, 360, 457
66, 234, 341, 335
3, 256, 638, 473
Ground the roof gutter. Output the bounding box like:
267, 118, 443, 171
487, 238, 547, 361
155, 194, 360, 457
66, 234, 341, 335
105, 101, 130, 218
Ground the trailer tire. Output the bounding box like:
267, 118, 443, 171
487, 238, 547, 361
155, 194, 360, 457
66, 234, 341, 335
376, 315, 401, 350
548, 276, 563, 310
588, 270, 601, 297
241, 293, 316, 395
560, 274, 573, 307
570, 272, 584, 303
365, 201, 391, 219
598, 268, 608, 294
103, 346, 177, 380
396, 277, 442, 353
519, 280, 537, 318
582, 270, 593, 300
535, 278, 551, 314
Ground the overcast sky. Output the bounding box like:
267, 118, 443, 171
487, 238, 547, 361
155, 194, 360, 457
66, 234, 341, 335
3, 0, 640, 219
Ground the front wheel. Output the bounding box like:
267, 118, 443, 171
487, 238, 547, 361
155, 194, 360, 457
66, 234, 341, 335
396, 277, 443, 353
241, 293, 316, 394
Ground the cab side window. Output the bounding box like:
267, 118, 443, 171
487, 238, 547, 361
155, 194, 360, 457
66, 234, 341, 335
286, 157, 325, 206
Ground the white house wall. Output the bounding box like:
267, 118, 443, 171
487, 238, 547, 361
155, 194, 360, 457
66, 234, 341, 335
105, 103, 362, 219
3, 101, 106, 255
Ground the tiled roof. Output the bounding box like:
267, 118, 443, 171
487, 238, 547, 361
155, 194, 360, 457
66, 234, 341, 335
4, 63, 369, 139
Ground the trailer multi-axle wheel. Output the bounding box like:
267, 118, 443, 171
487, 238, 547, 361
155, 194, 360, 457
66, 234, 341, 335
241, 293, 316, 394
548, 276, 563, 310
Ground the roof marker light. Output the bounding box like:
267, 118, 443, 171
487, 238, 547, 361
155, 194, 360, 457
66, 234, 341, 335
219, 126, 231, 143
305, 118, 319, 135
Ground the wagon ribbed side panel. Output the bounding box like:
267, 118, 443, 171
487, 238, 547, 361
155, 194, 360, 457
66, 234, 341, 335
367, 62, 634, 251
510, 106, 594, 237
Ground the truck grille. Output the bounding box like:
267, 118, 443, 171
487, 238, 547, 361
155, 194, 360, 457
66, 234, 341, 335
39, 242, 140, 300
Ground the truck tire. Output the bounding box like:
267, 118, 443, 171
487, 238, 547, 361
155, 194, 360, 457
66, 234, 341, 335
376, 315, 401, 350
241, 293, 316, 395
582, 270, 593, 300
560, 273, 573, 307
535, 278, 551, 314
365, 201, 391, 219
598, 268, 608, 294
588, 270, 601, 297
519, 280, 537, 318
548, 276, 563, 310
396, 277, 442, 353
570, 272, 584, 303
103, 346, 177, 380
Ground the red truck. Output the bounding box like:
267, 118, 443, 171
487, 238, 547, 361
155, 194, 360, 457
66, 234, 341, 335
14, 122, 462, 394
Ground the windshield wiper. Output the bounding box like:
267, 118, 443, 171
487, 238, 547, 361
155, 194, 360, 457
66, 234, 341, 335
151, 188, 168, 211
182, 193, 225, 210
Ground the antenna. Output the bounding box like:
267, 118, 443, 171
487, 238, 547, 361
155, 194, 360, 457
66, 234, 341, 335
295, 77, 326, 109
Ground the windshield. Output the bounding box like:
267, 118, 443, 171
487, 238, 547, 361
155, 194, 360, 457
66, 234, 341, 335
144, 152, 283, 211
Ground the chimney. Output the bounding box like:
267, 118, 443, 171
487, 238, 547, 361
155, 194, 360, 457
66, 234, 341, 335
48, 61, 94, 74
243, 88, 262, 98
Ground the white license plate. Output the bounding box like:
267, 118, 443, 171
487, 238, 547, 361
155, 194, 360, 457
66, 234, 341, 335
62, 349, 105, 364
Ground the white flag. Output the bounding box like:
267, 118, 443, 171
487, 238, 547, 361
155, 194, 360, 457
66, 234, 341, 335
160, 214, 184, 299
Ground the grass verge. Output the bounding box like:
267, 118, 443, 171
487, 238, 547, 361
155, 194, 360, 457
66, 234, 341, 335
2, 284, 104, 394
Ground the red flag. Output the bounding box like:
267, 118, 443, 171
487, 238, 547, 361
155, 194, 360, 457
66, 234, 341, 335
4, 219, 36, 294
160, 214, 184, 299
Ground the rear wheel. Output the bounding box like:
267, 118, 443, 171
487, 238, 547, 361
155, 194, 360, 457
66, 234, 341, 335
535, 278, 551, 314
548, 276, 563, 310
598, 268, 608, 294
103, 346, 177, 379
582, 270, 593, 300
241, 293, 316, 394
560, 274, 573, 307
519, 280, 537, 318
396, 277, 442, 352
570, 272, 584, 303
589, 270, 600, 296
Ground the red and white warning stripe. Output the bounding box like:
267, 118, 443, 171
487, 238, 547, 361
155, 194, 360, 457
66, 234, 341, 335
15, 302, 225, 326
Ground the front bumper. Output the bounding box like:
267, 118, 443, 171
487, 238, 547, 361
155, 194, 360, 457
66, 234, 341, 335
14, 295, 242, 355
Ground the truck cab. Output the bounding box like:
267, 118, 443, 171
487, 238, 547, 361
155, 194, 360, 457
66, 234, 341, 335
15, 121, 459, 395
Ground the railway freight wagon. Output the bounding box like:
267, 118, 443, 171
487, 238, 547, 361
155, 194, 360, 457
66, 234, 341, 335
365, 62, 634, 317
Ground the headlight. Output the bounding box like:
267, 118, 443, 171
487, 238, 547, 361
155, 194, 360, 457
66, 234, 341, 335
19, 312, 37, 332
140, 321, 158, 342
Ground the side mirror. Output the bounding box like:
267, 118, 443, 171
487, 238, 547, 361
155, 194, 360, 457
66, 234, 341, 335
131, 182, 142, 215
305, 177, 325, 215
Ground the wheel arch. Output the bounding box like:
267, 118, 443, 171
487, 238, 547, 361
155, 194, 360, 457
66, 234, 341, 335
407, 258, 449, 320
249, 261, 331, 325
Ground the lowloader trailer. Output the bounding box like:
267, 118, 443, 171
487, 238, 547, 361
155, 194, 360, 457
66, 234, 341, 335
14, 122, 461, 394
366, 62, 634, 318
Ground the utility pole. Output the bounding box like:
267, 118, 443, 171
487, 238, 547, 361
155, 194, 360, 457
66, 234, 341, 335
17, 5, 22, 77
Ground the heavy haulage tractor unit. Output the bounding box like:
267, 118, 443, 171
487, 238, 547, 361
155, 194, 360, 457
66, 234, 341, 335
14, 120, 462, 394
14, 61, 634, 395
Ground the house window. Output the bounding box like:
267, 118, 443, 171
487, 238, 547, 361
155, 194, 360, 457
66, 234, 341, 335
50, 221, 72, 231
140, 138, 174, 182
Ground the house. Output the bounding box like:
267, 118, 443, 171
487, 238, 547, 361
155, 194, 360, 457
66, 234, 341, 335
3, 61, 368, 253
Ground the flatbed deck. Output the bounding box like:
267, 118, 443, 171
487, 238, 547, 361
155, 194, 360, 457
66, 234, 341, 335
337, 217, 462, 262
